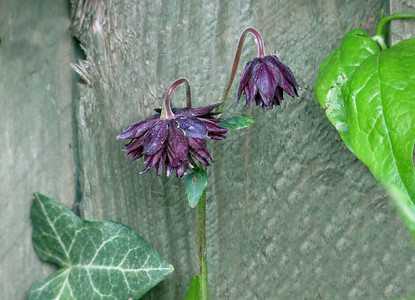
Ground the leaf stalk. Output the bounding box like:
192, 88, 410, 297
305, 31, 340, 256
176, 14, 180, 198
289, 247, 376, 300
372, 13, 415, 50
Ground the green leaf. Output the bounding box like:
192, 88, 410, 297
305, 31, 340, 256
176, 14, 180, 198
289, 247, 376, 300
184, 275, 201, 300
314, 29, 380, 151
29, 192, 174, 300
346, 38, 415, 202
219, 116, 254, 130
184, 169, 208, 208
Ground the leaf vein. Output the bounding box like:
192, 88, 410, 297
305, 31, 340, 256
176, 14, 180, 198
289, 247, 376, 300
37, 198, 70, 264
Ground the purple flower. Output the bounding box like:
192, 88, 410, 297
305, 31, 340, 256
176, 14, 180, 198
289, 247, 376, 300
237, 55, 301, 109
117, 103, 228, 178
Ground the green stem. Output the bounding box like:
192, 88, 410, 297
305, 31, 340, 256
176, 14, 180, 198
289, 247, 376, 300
220, 27, 265, 105
161, 77, 192, 119
372, 13, 415, 50
198, 189, 208, 300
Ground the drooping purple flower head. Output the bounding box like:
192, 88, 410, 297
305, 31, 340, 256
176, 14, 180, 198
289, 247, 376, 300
117, 102, 228, 178
237, 55, 301, 109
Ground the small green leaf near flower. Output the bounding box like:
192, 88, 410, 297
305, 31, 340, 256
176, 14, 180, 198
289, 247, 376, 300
184, 275, 201, 300
184, 169, 208, 208
219, 116, 254, 130
29, 192, 173, 300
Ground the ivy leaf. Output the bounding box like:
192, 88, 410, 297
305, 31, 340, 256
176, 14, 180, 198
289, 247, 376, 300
28, 192, 174, 300
314, 29, 380, 151
346, 38, 415, 202
184, 275, 201, 300
219, 116, 254, 130
184, 169, 208, 208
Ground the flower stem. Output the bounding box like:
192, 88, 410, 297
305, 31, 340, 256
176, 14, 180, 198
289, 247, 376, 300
220, 27, 265, 105
161, 77, 192, 119
371, 13, 415, 50
198, 188, 208, 300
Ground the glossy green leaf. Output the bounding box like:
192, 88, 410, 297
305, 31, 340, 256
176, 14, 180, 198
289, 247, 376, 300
314, 29, 380, 150
219, 116, 254, 130
29, 192, 174, 300
346, 38, 415, 202
184, 275, 201, 300
184, 169, 208, 208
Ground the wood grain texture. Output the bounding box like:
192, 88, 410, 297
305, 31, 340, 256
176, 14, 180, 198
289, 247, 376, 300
0, 0, 77, 299
70, 0, 415, 299
0, 0, 406, 299
390, 0, 415, 45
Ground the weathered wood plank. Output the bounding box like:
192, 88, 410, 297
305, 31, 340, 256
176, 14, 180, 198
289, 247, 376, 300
0, 0, 77, 298
70, 0, 415, 299
390, 0, 415, 45
2, 0, 414, 299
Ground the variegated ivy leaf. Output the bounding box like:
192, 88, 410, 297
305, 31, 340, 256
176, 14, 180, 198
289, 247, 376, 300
28, 192, 173, 299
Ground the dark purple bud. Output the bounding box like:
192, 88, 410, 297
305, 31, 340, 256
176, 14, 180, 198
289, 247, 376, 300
237, 55, 301, 109
252, 58, 280, 102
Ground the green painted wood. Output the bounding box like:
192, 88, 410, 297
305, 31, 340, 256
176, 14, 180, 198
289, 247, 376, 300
0, 0, 78, 299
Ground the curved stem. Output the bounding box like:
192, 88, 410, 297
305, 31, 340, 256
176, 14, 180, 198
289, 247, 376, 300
372, 13, 415, 50
220, 27, 265, 105
161, 77, 192, 120
198, 189, 208, 300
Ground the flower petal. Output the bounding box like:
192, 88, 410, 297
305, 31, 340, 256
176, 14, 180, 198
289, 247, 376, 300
187, 137, 206, 150
127, 148, 144, 162
208, 134, 227, 140
237, 59, 256, 103
252, 58, 281, 103
259, 89, 272, 107
279, 73, 298, 97
203, 119, 229, 135
267, 55, 301, 89
116, 115, 159, 140
143, 120, 169, 155
255, 92, 267, 108
156, 150, 166, 176
176, 117, 209, 139
190, 149, 211, 166
177, 103, 222, 117
168, 121, 189, 162
124, 135, 145, 152
273, 86, 284, 106
148, 148, 164, 168
176, 165, 186, 178
244, 78, 258, 106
